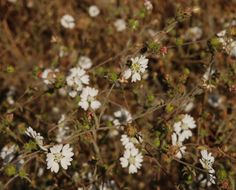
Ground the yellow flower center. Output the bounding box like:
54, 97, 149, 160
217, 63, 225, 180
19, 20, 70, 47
53, 153, 64, 162
129, 156, 136, 165
131, 63, 141, 72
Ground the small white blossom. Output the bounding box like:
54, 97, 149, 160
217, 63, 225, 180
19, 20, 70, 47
208, 94, 223, 108
7, 0, 17, 3
120, 134, 142, 150
144, 0, 153, 11
25, 127, 47, 151
120, 147, 143, 174
58, 87, 67, 97
185, 26, 203, 41
88, 5, 100, 17
60, 14, 75, 29
171, 114, 196, 159
217, 29, 236, 57
6, 86, 16, 105
37, 167, 44, 177
66, 67, 90, 98
198, 173, 215, 187
46, 144, 74, 173
199, 150, 216, 185
123, 55, 149, 82
78, 56, 93, 70
114, 19, 126, 32
203, 67, 215, 81
121, 134, 135, 150
59, 46, 68, 58
41, 68, 58, 85
200, 150, 215, 172
98, 180, 118, 190
171, 133, 186, 159
56, 114, 70, 143
230, 41, 236, 57
113, 108, 132, 126
184, 101, 194, 113
78, 87, 101, 111
0, 144, 17, 164
173, 114, 196, 142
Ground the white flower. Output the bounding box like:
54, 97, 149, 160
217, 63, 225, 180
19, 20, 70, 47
58, 114, 66, 125
7, 0, 17, 3
173, 114, 196, 142
185, 26, 203, 41
56, 114, 70, 143
59, 46, 68, 58
60, 14, 75, 29
198, 173, 215, 187
144, 0, 153, 11
66, 67, 90, 98
208, 94, 223, 108
78, 56, 93, 70
199, 150, 216, 185
88, 5, 100, 17
6, 86, 15, 105
121, 135, 135, 150
229, 41, 236, 57
113, 108, 132, 126
217, 29, 236, 57
78, 87, 101, 111
25, 127, 47, 151
120, 134, 142, 150
114, 19, 126, 32
171, 114, 196, 159
41, 68, 58, 85
199, 150, 215, 172
217, 30, 228, 47
184, 101, 194, 113
37, 167, 44, 177
171, 133, 186, 159
46, 144, 74, 173
203, 67, 215, 81
123, 55, 148, 82
120, 147, 143, 174
209, 174, 216, 184
0, 144, 17, 164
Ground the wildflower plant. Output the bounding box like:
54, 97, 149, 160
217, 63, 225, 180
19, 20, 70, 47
0, 1, 236, 190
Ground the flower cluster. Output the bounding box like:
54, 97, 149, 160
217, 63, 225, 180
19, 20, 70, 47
65, 56, 101, 111
78, 86, 101, 111
123, 55, 149, 82
199, 150, 216, 185
102, 108, 133, 137
217, 28, 236, 57
24, 126, 74, 173
66, 67, 90, 97
120, 134, 143, 174
171, 114, 196, 158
